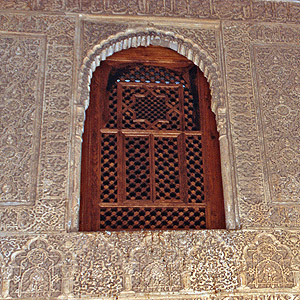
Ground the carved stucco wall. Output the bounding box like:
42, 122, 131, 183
0, 1, 300, 299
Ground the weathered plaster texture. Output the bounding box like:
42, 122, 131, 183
0, 0, 300, 299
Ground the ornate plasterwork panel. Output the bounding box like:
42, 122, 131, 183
0, 33, 46, 205
243, 234, 294, 288
0, 14, 76, 232
252, 44, 300, 204
223, 21, 300, 228
0, 5, 300, 300
73, 234, 123, 297
1, 0, 300, 24
9, 238, 64, 298
190, 235, 240, 292
129, 235, 183, 293
0, 230, 299, 298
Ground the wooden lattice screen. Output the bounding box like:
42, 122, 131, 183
80, 46, 225, 231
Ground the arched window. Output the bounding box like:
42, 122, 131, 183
79, 46, 225, 231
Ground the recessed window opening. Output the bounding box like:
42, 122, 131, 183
79, 46, 225, 231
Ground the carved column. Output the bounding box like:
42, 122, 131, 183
1, 265, 11, 299
217, 110, 240, 229
119, 265, 135, 297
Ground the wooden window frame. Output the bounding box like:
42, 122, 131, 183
80, 46, 225, 231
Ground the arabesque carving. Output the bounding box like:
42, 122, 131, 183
243, 234, 294, 289
1, 3, 300, 299
0, 231, 298, 299
129, 235, 183, 292
0, 33, 46, 205
190, 235, 240, 292
0, 14, 75, 233
223, 21, 300, 228
252, 44, 300, 204
2, 0, 300, 24
9, 238, 64, 298
73, 235, 123, 297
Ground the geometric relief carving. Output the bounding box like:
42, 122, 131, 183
0, 33, 46, 205
243, 234, 294, 289
9, 238, 63, 298
129, 235, 183, 293
252, 44, 300, 204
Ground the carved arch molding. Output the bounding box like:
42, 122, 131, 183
70, 24, 239, 231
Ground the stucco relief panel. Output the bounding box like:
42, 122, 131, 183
2, 0, 300, 25
243, 234, 294, 289
223, 22, 265, 227
9, 238, 64, 298
190, 235, 240, 292
0, 14, 76, 233
0, 33, 46, 205
223, 21, 300, 228
252, 44, 300, 204
129, 234, 184, 293
0, 231, 300, 298
73, 234, 123, 297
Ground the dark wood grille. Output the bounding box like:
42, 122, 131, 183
99, 207, 206, 230
100, 134, 118, 203
125, 136, 150, 201
119, 83, 182, 130
80, 46, 225, 231
154, 137, 181, 201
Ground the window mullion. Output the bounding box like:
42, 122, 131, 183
178, 133, 188, 203
117, 82, 126, 203
149, 134, 156, 204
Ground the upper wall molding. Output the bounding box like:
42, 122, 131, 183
1, 0, 300, 24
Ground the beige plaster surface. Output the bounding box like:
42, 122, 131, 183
0, 0, 300, 299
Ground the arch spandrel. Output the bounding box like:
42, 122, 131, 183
70, 27, 239, 232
